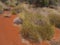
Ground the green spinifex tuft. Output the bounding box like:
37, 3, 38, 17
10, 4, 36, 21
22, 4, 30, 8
19, 11, 54, 42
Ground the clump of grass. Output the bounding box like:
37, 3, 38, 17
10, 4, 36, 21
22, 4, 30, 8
0, 5, 3, 14
11, 9, 17, 15
48, 11, 60, 28
11, 3, 24, 15
19, 10, 54, 43
40, 8, 60, 28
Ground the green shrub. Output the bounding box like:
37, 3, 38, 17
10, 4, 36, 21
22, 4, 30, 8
5, 0, 17, 7
19, 11, 54, 42
19, 0, 59, 7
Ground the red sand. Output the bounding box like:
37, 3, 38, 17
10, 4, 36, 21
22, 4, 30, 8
0, 15, 60, 45
0, 15, 23, 45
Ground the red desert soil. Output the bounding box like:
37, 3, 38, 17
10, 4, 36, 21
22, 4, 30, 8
0, 14, 60, 45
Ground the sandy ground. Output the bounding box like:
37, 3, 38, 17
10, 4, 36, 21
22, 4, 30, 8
0, 14, 60, 45
0, 15, 23, 45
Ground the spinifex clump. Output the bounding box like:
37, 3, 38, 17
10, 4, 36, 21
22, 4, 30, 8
19, 10, 54, 43
48, 10, 60, 28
